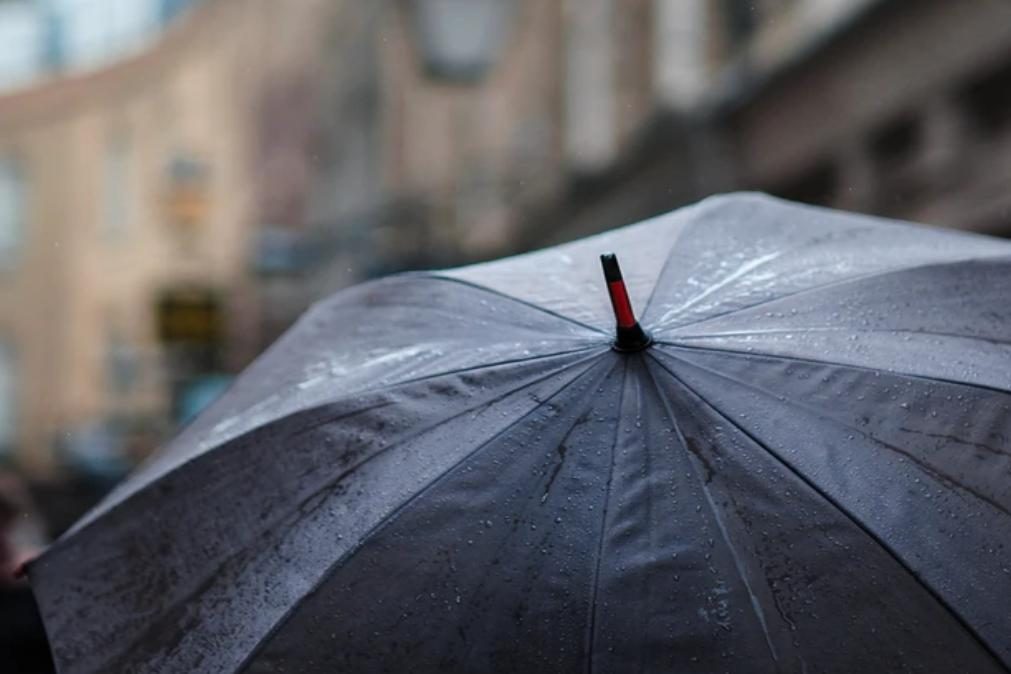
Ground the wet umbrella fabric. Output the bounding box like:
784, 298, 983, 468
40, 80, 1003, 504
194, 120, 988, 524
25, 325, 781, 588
29, 193, 1011, 673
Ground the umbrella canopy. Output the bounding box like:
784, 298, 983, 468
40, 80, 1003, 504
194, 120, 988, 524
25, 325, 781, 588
30, 193, 1011, 673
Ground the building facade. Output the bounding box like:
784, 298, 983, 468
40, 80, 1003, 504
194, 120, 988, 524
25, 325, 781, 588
726, 0, 1011, 236
8, 0, 1008, 479
259, 0, 717, 333
0, 0, 335, 478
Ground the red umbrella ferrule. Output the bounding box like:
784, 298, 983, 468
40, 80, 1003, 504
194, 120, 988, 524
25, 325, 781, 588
600, 253, 652, 352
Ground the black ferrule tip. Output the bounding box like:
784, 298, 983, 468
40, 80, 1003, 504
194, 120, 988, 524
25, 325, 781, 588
600, 253, 623, 282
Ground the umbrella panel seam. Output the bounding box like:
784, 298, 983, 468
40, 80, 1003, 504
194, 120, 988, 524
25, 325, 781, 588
59, 352, 609, 674
645, 350, 1011, 670
583, 358, 628, 674
231, 355, 614, 673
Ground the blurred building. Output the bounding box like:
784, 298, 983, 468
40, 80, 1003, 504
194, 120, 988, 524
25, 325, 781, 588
257, 0, 720, 333
515, 0, 1011, 238
0, 0, 335, 482
724, 0, 1011, 236
6, 0, 1011, 486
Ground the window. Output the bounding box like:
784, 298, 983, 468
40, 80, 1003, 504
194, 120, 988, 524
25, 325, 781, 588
722, 0, 797, 51
105, 328, 138, 395
564, 0, 617, 169
409, 0, 515, 83
772, 160, 838, 206
0, 342, 14, 456
869, 113, 923, 168
49, 0, 160, 70
0, 156, 25, 269
868, 112, 927, 215
0, 1, 47, 89
960, 58, 1011, 137
103, 134, 130, 240
723, 0, 758, 45
165, 152, 210, 230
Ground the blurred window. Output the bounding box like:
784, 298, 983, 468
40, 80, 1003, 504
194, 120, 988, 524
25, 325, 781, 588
0, 157, 26, 269
723, 0, 758, 44
869, 113, 923, 168
159, 0, 198, 24
102, 134, 130, 240
165, 153, 210, 231
960, 58, 1011, 138
722, 0, 796, 47
49, 0, 160, 70
0, 341, 14, 456
564, 0, 617, 169
156, 288, 223, 373
409, 0, 514, 83
0, 1, 46, 89
773, 160, 837, 206
104, 329, 138, 395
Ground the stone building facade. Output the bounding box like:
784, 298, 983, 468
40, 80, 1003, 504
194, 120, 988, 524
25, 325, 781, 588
727, 0, 1011, 236
0, 0, 335, 477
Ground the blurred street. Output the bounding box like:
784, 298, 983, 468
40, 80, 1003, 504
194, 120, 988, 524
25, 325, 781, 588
2, 0, 1011, 668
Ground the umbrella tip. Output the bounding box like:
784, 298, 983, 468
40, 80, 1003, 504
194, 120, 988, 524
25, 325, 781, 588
600, 253, 652, 352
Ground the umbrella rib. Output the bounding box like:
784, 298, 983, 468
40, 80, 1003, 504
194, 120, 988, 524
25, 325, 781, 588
642, 357, 782, 665
665, 326, 1011, 348
655, 340, 1011, 397
653, 349, 1011, 518
288, 345, 608, 437
52, 345, 607, 547
417, 272, 609, 335
445, 359, 622, 668
584, 358, 628, 674
653, 255, 1011, 333
232, 355, 612, 674
645, 350, 1011, 670
648, 250, 783, 325
638, 221, 885, 325
88, 353, 608, 674
638, 244, 687, 321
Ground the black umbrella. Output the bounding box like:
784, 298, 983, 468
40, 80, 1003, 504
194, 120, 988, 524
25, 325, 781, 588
29, 194, 1011, 673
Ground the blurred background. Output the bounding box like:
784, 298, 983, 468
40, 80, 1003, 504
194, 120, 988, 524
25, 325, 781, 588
2, 0, 1011, 596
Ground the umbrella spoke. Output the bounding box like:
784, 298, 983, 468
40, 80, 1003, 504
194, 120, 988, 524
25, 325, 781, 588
235, 355, 621, 673
657, 339, 1011, 398
642, 359, 782, 666
39, 352, 610, 674
422, 273, 609, 336
30, 193, 1011, 673
647, 347, 1011, 667
643, 350, 1009, 671
583, 359, 628, 674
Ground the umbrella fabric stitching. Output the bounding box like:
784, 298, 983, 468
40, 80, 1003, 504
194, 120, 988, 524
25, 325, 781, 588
231, 355, 613, 674
441, 358, 622, 669
635, 201, 714, 322
659, 349, 1011, 519
665, 327, 1011, 349
638, 198, 869, 323
655, 340, 1011, 398
584, 358, 628, 674
70, 352, 608, 674
654, 255, 1011, 335
54, 346, 607, 553
650, 250, 783, 326
646, 349, 1011, 670
289, 346, 608, 439
642, 356, 781, 666
644, 222, 890, 328
410, 272, 610, 335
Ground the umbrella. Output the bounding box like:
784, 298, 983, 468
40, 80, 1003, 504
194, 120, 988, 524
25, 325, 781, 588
29, 193, 1011, 673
